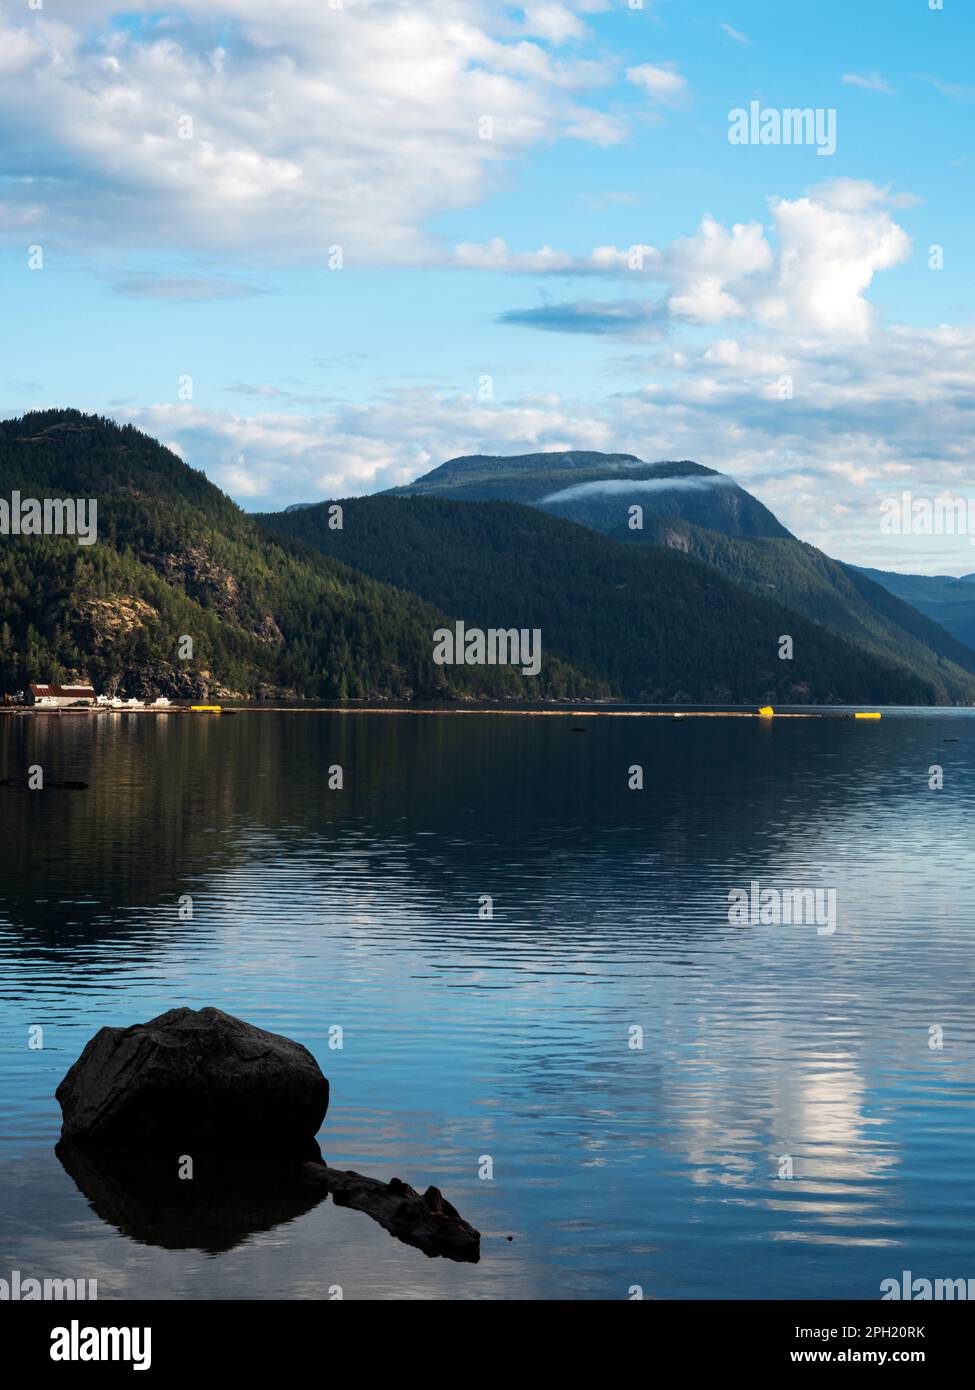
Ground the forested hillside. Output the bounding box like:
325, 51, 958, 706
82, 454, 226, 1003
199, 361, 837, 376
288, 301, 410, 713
633, 516, 975, 703
0, 411, 597, 701
258, 494, 955, 704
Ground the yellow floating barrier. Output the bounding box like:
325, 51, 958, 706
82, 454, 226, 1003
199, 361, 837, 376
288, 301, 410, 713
855, 712, 881, 719
757, 705, 774, 718
190, 705, 222, 712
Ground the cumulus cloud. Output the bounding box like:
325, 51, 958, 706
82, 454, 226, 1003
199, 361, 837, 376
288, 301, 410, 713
754, 184, 911, 335
522, 3, 589, 44
0, 0, 621, 261
663, 215, 773, 323
626, 62, 688, 106
489, 181, 914, 338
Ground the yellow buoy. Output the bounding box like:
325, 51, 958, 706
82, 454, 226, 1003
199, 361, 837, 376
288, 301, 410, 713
757, 705, 774, 718
855, 711, 881, 720
191, 705, 222, 712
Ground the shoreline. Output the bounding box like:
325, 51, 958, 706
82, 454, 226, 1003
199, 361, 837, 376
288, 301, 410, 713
0, 704, 892, 719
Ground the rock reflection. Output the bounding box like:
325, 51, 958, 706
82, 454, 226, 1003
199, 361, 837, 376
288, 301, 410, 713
56, 1140, 327, 1254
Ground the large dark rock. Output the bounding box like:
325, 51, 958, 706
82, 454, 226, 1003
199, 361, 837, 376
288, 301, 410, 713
55, 1007, 328, 1155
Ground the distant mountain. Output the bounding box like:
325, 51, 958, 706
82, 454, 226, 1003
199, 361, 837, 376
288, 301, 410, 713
383, 450, 791, 540
854, 566, 975, 653
0, 411, 597, 702
638, 517, 975, 703
257, 494, 960, 705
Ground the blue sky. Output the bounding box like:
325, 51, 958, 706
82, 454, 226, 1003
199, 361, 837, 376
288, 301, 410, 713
1, 0, 973, 570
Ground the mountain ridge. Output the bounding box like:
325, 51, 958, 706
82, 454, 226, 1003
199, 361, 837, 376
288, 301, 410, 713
382, 449, 793, 541
257, 493, 972, 705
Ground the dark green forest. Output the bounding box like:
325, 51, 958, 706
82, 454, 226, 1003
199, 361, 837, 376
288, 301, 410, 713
258, 493, 968, 704
625, 516, 975, 699
4, 410, 973, 706
0, 411, 597, 701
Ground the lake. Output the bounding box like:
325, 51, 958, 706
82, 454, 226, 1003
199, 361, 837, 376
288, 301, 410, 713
1, 708, 973, 1300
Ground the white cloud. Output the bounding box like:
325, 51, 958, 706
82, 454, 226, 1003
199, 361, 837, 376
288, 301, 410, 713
923, 75, 975, 102
452, 237, 659, 274
755, 185, 911, 336
842, 71, 893, 93
663, 215, 773, 323
115, 393, 619, 504
541, 474, 735, 503
453, 237, 577, 271
626, 62, 688, 106
480, 181, 915, 338
522, 3, 588, 44
0, 0, 620, 261
0, 23, 43, 76
808, 179, 919, 212
719, 24, 750, 45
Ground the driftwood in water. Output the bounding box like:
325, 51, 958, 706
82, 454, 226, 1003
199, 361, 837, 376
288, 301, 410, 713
301, 1161, 480, 1263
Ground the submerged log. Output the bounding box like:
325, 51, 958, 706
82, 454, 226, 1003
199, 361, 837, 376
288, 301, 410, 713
301, 1161, 480, 1263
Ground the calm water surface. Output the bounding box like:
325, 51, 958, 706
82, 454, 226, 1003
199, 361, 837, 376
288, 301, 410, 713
1, 709, 973, 1299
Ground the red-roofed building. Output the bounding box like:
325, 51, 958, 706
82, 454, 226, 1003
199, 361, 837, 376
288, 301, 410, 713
27, 683, 96, 708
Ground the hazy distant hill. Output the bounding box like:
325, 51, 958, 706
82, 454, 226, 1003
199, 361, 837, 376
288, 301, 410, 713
854, 566, 975, 653
258, 494, 957, 705
637, 516, 975, 702
0, 411, 597, 702
383, 450, 791, 540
